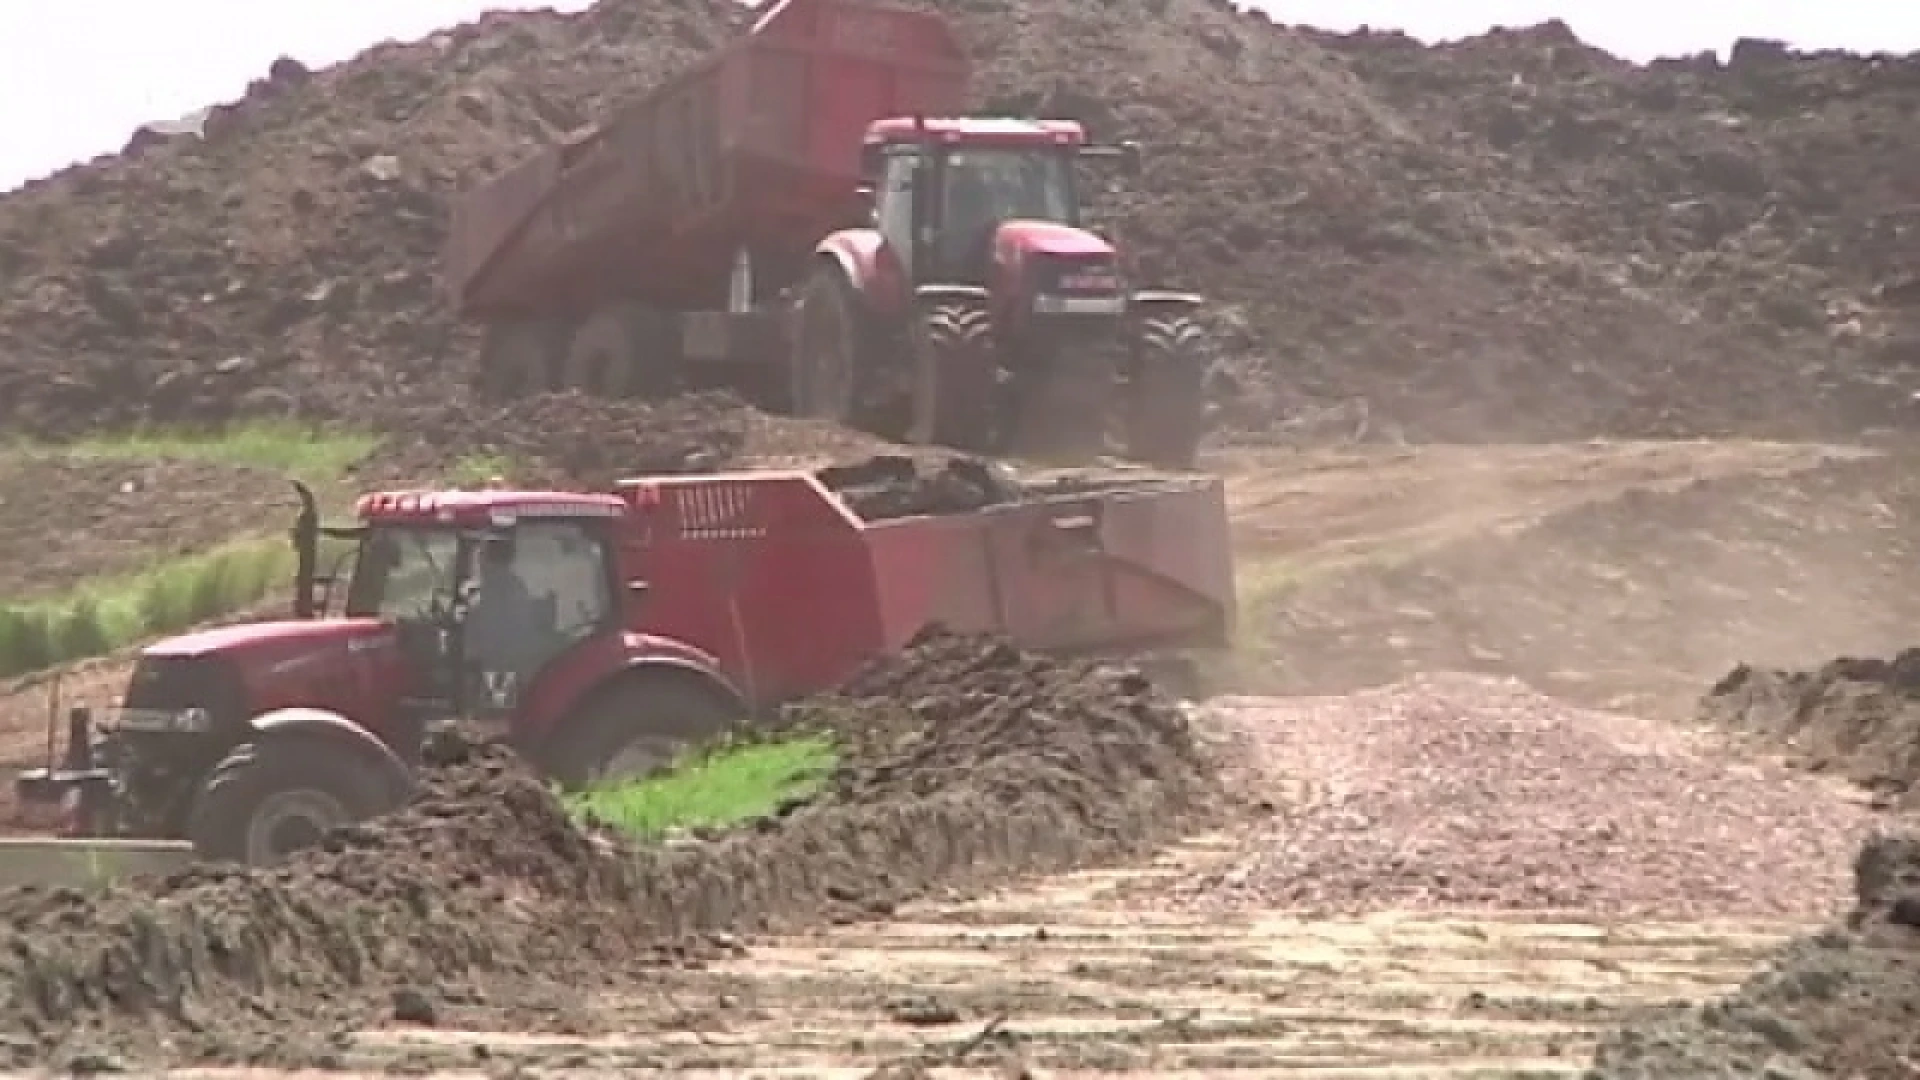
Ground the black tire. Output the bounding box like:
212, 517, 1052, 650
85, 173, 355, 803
1125, 315, 1210, 470
542, 677, 744, 792
187, 738, 398, 867
792, 266, 864, 424
477, 321, 567, 401
563, 305, 680, 399
908, 304, 997, 451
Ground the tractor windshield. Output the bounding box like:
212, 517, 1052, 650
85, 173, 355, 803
344, 526, 459, 620
943, 147, 1076, 232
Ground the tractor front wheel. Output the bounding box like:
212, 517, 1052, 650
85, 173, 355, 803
542, 678, 743, 792
907, 303, 998, 451
188, 738, 399, 866
1125, 315, 1210, 470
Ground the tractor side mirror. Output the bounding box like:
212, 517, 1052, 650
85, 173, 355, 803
854, 184, 878, 226
1118, 140, 1143, 177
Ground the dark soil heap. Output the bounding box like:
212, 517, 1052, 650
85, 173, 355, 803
1589, 828, 1920, 1078
1704, 650, 1920, 803
1, 0, 1916, 445
0, 629, 1216, 1068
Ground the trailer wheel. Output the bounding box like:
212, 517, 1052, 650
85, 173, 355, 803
1124, 316, 1210, 470
543, 676, 743, 791
564, 305, 679, 399
478, 321, 568, 400
188, 738, 395, 866
908, 304, 997, 451
793, 266, 863, 423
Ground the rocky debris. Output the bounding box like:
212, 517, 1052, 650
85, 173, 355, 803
1703, 649, 1920, 804
0, 629, 1215, 1068
0, 0, 1916, 447
1145, 675, 1874, 921
1588, 827, 1920, 1079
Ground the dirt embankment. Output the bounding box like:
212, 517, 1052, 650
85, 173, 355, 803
1704, 650, 1920, 805
1590, 827, 1920, 1078
0, 630, 1216, 1070
1238, 449, 1920, 716
0, 0, 1914, 446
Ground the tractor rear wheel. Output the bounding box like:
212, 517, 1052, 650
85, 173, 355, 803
188, 738, 397, 866
543, 678, 743, 792
1124, 315, 1210, 470
907, 304, 997, 451
792, 266, 863, 424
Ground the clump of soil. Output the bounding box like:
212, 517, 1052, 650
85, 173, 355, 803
0, 630, 1216, 1068
357, 389, 756, 489
1703, 650, 1920, 803
1588, 827, 1920, 1078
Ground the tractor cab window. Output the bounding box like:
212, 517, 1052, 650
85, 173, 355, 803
938, 147, 1076, 275
346, 527, 459, 621
464, 520, 615, 709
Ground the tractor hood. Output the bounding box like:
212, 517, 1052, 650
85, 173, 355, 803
142, 618, 394, 661
993, 220, 1116, 262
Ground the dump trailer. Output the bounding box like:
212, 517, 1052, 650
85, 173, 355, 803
445, 0, 1213, 468
18, 461, 1232, 866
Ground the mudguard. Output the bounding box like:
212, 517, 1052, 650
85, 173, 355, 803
246, 707, 417, 805
1129, 289, 1206, 318
814, 229, 906, 315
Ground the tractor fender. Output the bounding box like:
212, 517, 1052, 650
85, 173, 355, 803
245, 707, 417, 805
1129, 289, 1206, 320
552, 656, 753, 739
813, 230, 904, 313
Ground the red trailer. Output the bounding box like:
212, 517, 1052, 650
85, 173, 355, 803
445, 0, 1215, 469
18, 463, 1232, 865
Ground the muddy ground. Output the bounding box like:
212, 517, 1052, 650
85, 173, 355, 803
0, 630, 1216, 1069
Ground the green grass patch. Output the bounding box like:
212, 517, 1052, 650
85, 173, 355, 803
565, 736, 839, 839
0, 538, 296, 680
7, 420, 377, 481
444, 450, 527, 488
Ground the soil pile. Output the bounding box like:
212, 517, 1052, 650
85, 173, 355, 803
1239, 450, 1920, 714
0, 629, 1216, 1068
2, 0, 1917, 445
1704, 651, 1920, 803
1589, 827, 1920, 1078
0, 457, 292, 600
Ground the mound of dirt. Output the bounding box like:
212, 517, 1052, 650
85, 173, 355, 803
0, 630, 1215, 1068
1, 0, 1916, 446
1589, 827, 1920, 1078
1704, 651, 1920, 803
0, 457, 294, 600
355, 388, 888, 490
1239, 449, 1920, 715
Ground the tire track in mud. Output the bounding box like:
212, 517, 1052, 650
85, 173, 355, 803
163, 832, 1804, 1078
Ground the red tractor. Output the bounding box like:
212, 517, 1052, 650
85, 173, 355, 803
447, 0, 1211, 467
18, 463, 1234, 866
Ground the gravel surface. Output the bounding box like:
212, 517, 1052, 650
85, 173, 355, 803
1158, 674, 1878, 920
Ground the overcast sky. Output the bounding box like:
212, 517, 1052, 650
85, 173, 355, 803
2, 1, 1916, 193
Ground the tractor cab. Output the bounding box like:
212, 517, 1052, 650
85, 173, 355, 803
859, 117, 1136, 289
339, 490, 630, 724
